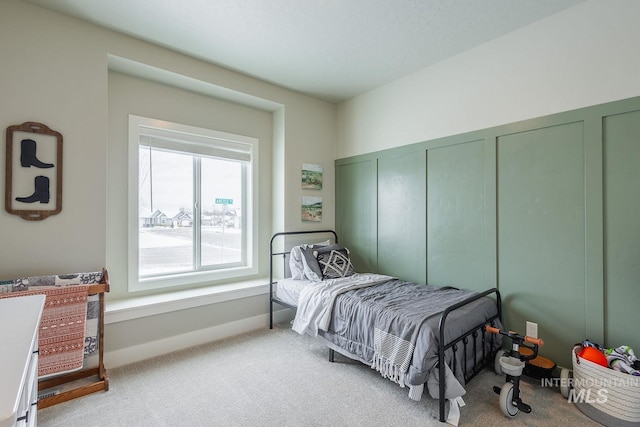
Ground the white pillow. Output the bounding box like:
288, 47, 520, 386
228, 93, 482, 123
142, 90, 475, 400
289, 246, 306, 280
288, 240, 331, 280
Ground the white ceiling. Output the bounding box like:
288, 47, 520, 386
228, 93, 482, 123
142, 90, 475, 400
25, 0, 584, 103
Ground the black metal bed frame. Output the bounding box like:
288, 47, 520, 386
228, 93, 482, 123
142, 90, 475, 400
268, 230, 502, 423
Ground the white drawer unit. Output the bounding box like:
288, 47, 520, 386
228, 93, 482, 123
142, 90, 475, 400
0, 295, 45, 427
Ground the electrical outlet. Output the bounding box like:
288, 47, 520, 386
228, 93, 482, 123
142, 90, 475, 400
526, 321, 538, 339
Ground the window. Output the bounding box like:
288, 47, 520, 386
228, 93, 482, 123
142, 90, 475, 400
128, 115, 258, 291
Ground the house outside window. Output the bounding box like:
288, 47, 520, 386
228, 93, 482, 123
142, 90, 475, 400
128, 115, 258, 291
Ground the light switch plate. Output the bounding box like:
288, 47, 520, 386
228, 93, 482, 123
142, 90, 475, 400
526, 321, 538, 339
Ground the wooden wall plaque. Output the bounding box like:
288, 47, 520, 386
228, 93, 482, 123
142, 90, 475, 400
5, 122, 63, 220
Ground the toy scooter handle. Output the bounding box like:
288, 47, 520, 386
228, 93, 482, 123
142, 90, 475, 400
525, 335, 544, 346
485, 325, 544, 346
485, 325, 501, 335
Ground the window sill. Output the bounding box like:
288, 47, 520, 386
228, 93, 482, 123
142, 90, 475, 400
105, 277, 269, 324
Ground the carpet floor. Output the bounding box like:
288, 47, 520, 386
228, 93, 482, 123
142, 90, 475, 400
38, 324, 602, 426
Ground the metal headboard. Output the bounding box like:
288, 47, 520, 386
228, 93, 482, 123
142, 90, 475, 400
269, 229, 338, 328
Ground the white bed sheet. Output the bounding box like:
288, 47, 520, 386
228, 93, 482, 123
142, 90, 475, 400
275, 278, 313, 307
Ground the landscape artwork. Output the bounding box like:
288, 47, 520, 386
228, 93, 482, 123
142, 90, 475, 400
301, 196, 322, 222
301, 163, 323, 190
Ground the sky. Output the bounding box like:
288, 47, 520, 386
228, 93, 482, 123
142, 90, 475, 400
139, 147, 242, 216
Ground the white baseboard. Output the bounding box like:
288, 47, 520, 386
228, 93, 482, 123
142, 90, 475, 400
104, 308, 294, 368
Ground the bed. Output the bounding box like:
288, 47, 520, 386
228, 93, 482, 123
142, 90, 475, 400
269, 230, 502, 423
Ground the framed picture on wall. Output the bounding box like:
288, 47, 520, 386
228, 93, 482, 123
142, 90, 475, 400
5, 122, 63, 221
301, 196, 322, 222
302, 163, 323, 190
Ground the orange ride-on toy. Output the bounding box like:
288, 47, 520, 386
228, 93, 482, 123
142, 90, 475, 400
486, 325, 545, 418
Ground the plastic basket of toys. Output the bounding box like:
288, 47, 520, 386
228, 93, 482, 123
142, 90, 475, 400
560, 342, 640, 426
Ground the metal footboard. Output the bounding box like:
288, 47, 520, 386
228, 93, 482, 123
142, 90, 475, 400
437, 287, 502, 422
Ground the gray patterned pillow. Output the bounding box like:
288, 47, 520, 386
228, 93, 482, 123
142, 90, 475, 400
291, 240, 332, 280
300, 243, 339, 281
313, 246, 355, 279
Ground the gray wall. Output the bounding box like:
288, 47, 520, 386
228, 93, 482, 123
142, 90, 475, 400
1, 0, 337, 367
107, 71, 274, 301
336, 96, 640, 368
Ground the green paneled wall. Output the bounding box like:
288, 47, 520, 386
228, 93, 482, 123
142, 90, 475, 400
336, 159, 377, 273
603, 110, 640, 351
335, 96, 640, 368
378, 150, 426, 283
497, 122, 586, 366
427, 140, 486, 292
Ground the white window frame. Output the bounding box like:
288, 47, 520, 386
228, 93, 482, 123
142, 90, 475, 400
128, 115, 259, 292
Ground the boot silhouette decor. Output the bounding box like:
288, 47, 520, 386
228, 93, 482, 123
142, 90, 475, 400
20, 138, 54, 168
5, 121, 63, 220
15, 176, 50, 204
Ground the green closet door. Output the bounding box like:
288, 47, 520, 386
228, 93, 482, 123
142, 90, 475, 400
427, 140, 486, 291
498, 122, 585, 367
378, 150, 426, 283
604, 110, 640, 353
336, 159, 377, 273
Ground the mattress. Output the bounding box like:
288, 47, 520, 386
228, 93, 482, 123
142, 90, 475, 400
275, 278, 312, 307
